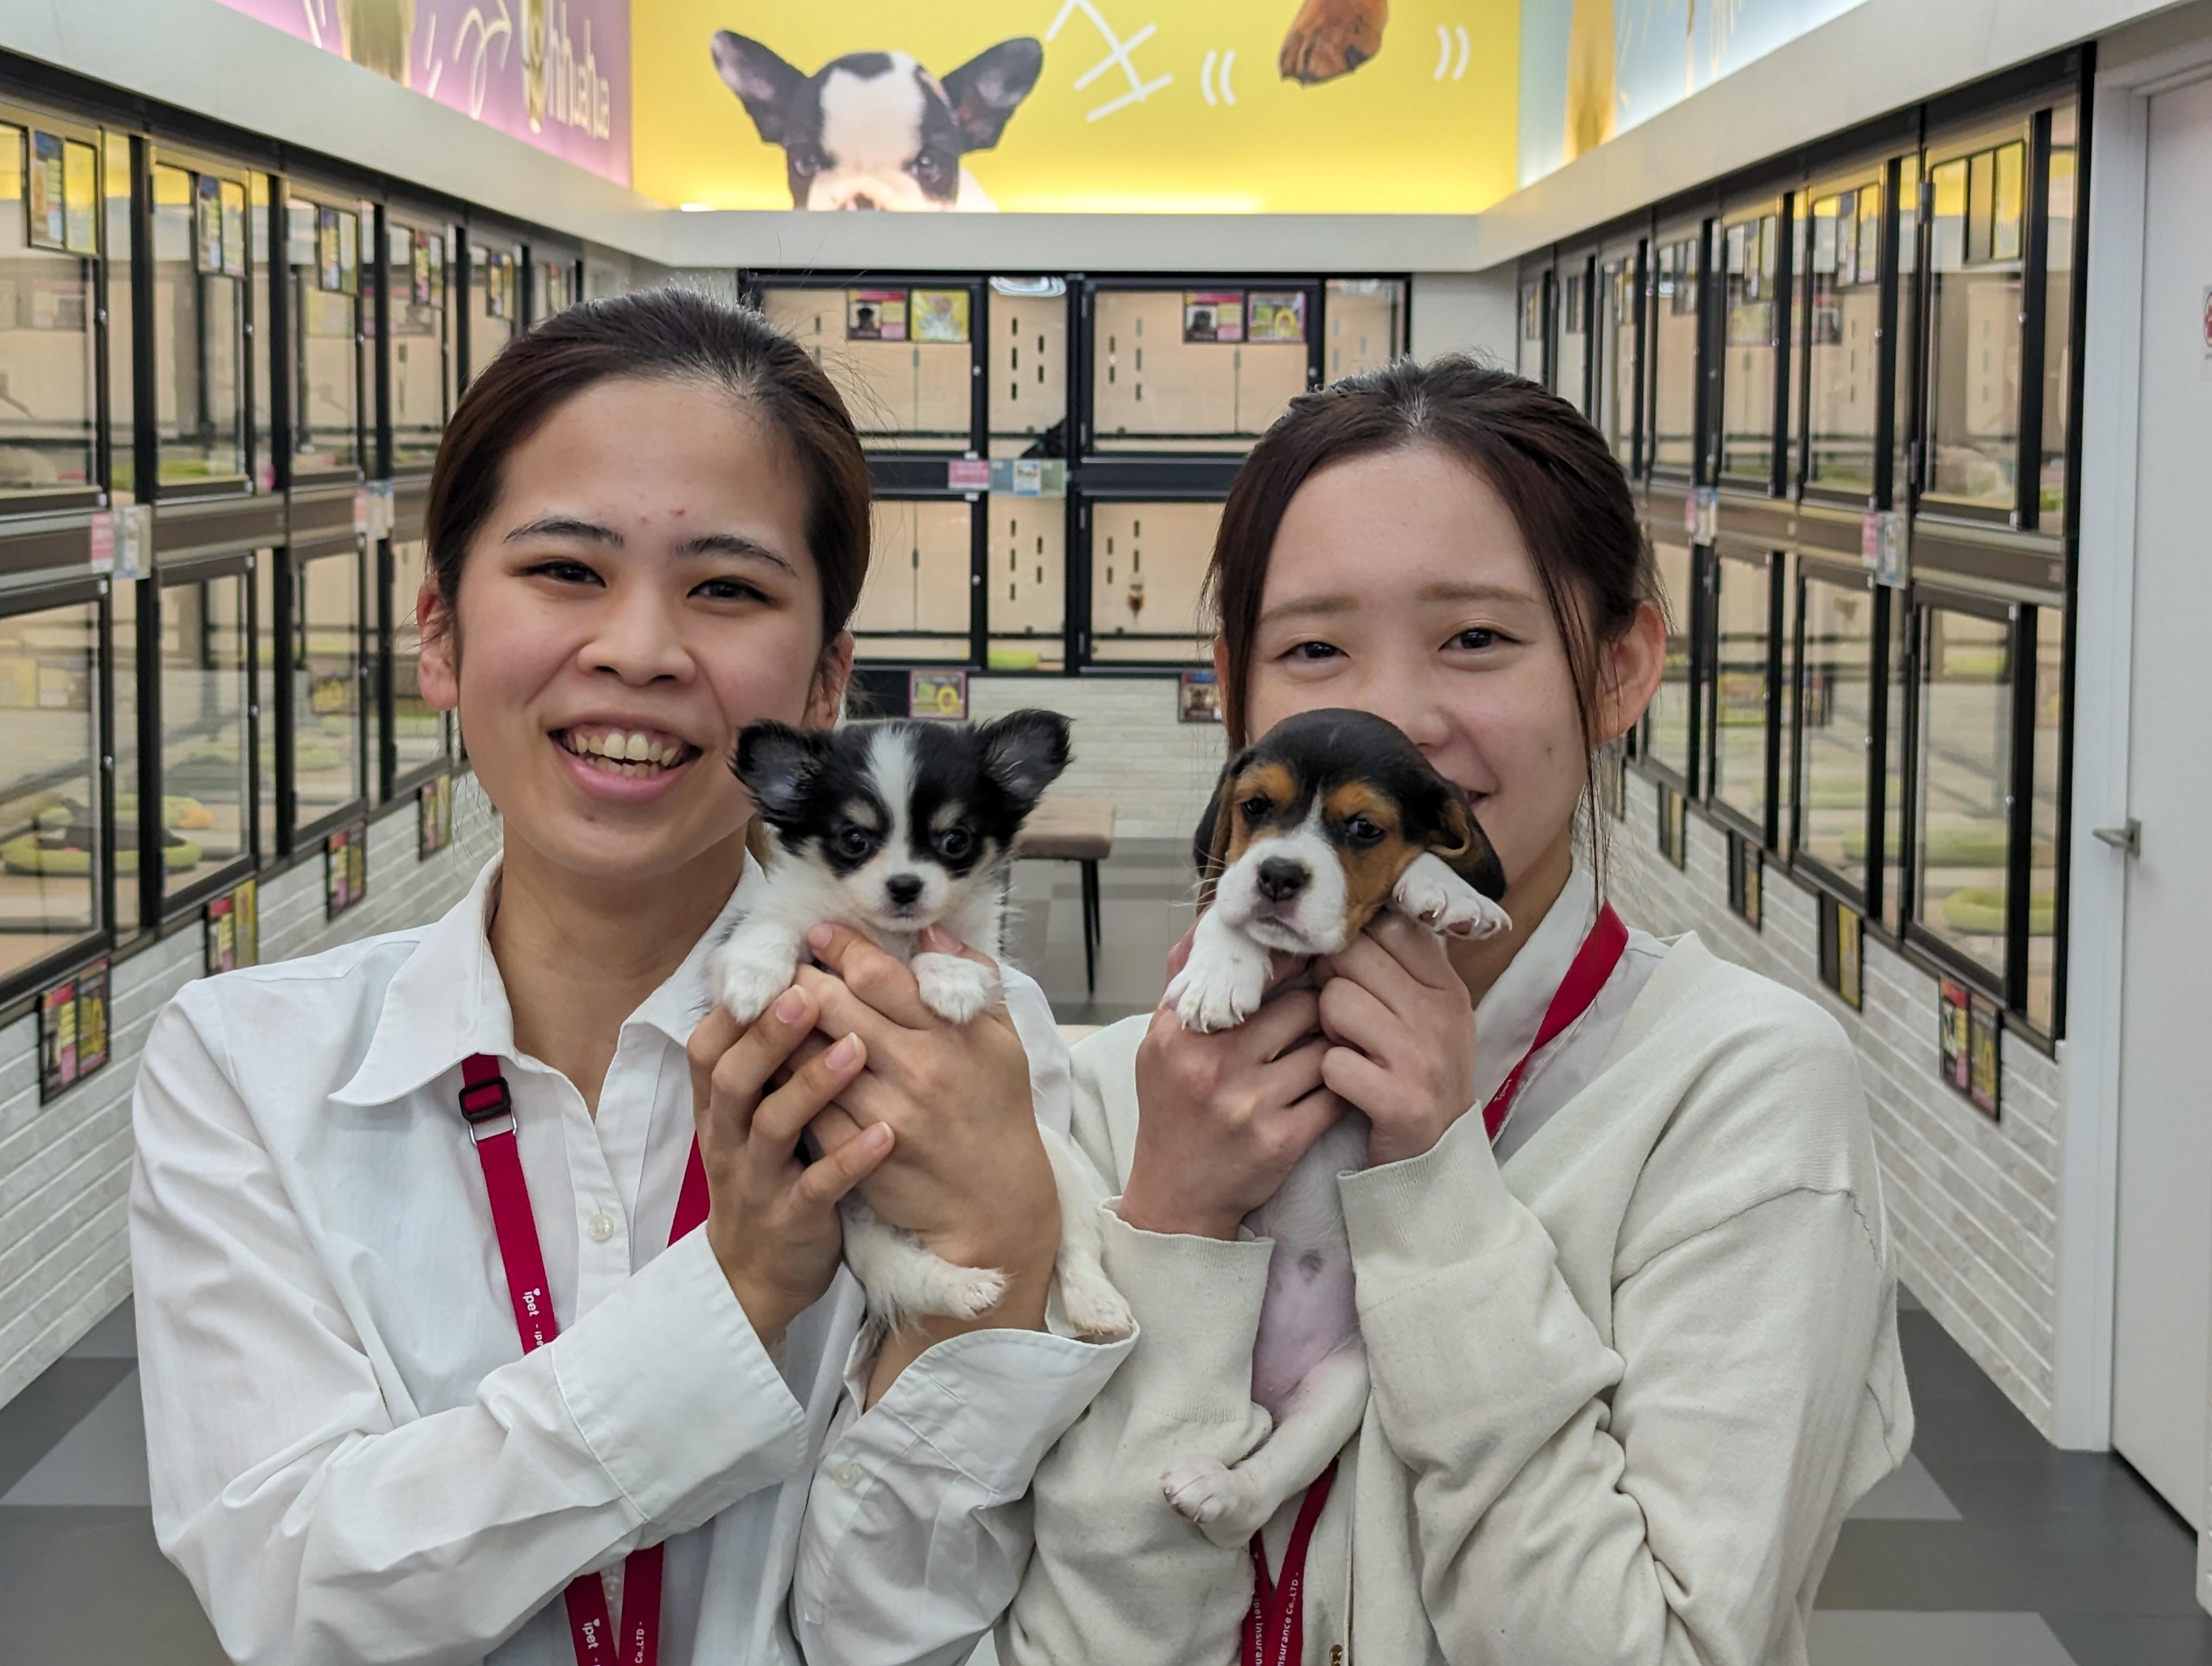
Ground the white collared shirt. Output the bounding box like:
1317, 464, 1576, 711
128, 856, 1132, 1666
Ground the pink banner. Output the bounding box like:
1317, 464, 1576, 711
214, 0, 629, 186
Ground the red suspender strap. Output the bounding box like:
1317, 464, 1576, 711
1241, 902, 1631, 1664
460, 1053, 709, 1666
1482, 902, 1630, 1141
1244, 1456, 1338, 1666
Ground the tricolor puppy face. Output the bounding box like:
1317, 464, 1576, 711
1197, 709, 1508, 956
735, 710, 1069, 935
710, 33, 1043, 212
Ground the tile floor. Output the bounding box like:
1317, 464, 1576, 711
2, 841, 2205, 1663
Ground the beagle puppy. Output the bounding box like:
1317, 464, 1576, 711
1166, 707, 1510, 1031
1159, 708, 1513, 1544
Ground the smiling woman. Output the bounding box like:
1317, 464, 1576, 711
1010, 358, 1911, 1665
129, 288, 1128, 1666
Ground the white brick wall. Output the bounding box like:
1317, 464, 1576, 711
969, 675, 1225, 843
0, 776, 501, 1411
1607, 778, 2066, 1437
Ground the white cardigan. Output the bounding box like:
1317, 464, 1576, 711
1002, 932, 1913, 1665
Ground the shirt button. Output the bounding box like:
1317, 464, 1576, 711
587, 1210, 616, 1244
833, 1462, 864, 1490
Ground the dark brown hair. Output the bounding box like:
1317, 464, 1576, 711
1207, 356, 1656, 753
423, 286, 871, 650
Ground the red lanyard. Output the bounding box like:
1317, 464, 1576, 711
1242, 902, 1629, 1666
459, 1053, 710, 1666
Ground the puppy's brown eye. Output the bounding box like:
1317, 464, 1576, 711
935, 827, 973, 862
1241, 795, 1272, 821
834, 826, 873, 860
1345, 816, 1387, 846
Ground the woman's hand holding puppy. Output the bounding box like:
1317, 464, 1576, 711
686, 986, 893, 1348
1118, 931, 1347, 1241
793, 922, 1061, 1292
1315, 911, 1480, 1166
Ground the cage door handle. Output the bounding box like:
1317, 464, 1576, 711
2092, 819, 2140, 857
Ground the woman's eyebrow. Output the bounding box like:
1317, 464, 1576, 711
1258, 593, 1359, 627
502, 518, 794, 576
682, 531, 795, 574
506, 515, 622, 546
1417, 580, 1542, 606
1258, 580, 1539, 626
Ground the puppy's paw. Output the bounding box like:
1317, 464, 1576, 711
1163, 937, 1271, 1033
1394, 853, 1513, 940
711, 937, 799, 1024
1057, 1263, 1135, 1342
1161, 1455, 1274, 1546
921, 1259, 1011, 1321
914, 952, 998, 1024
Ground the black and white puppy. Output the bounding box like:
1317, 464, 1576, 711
711, 712, 1132, 1341
1160, 709, 1512, 1543
710, 32, 1043, 211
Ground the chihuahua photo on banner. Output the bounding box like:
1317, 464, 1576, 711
710, 32, 1044, 210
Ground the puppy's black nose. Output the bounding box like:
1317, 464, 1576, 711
848, 193, 879, 211
1256, 857, 1308, 904
885, 874, 923, 906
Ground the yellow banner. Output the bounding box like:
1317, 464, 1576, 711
633, 0, 1517, 214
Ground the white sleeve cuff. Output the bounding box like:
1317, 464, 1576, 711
552, 1228, 811, 1530
840, 1322, 1135, 1498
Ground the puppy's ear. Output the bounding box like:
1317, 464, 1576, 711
711, 32, 807, 145
1192, 759, 1239, 908
1431, 788, 1510, 901
940, 38, 1044, 150
979, 709, 1071, 809
734, 721, 825, 822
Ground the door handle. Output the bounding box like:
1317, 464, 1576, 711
2092, 819, 2140, 857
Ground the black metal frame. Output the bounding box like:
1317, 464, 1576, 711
1591, 55, 2088, 1048
743, 268, 1405, 677
149, 550, 260, 919
143, 140, 258, 504
1791, 153, 1893, 509
281, 536, 372, 850
1899, 583, 2019, 1003
1703, 544, 1785, 847
0, 574, 115, 1005
1712, 192, 1795, 498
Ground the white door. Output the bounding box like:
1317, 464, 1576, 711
2111, 71, 2212, 1529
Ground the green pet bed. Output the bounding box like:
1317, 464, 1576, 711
1804, 779, 1872, 811
1842, 824, 2009, 868
1939, 887, 2056, 937
4, 829, 201, 876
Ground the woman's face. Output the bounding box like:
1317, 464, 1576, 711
1239, 443, 1651, 890
417, 375, 848, 889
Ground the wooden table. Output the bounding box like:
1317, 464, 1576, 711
1014, 797, 1116, 992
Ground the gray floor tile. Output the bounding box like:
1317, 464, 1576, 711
2, 1370, 151, 1507
1808, 1611, 2078, 1666
1849, 1452, 1963, 1521
66, 1297, 137, 1359
0, 1506, 227, 1663
2047, 1614, 2212, 1666
0, 1357, 134, 1498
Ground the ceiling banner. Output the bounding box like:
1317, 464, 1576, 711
1518, 0, 1868, 187
632, 0, 1519, 215
212, 0, 631, 186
